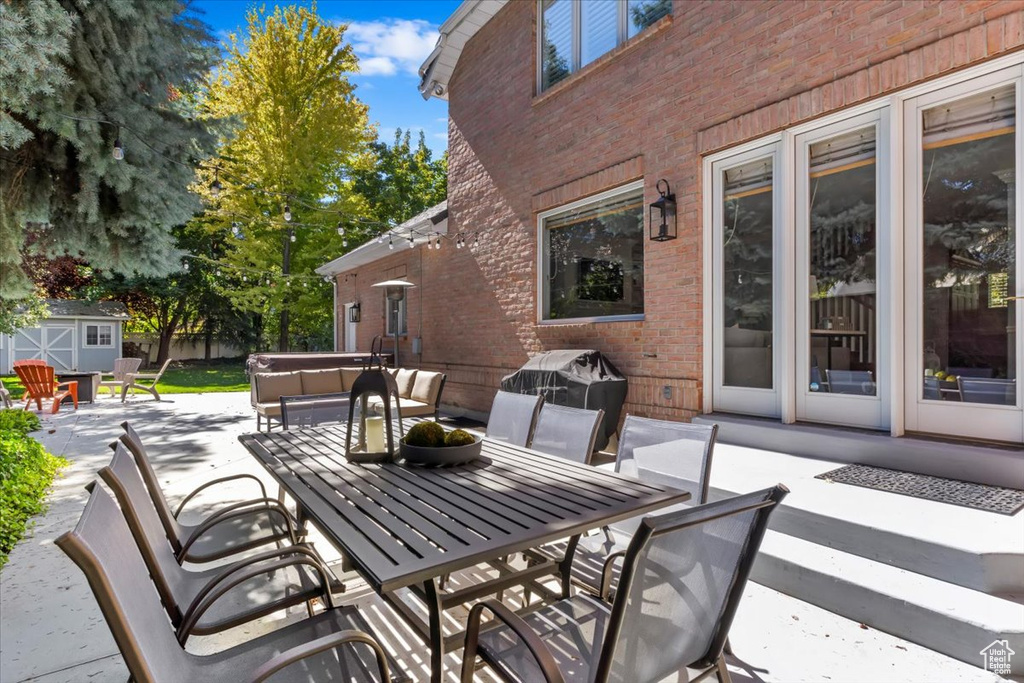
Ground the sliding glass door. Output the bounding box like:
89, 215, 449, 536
904, 67, 1024, 442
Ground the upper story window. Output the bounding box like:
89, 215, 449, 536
540, 0, 671, 92
540, 181, 645, 322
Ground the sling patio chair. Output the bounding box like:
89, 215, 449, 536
825, 369, 876, 396
280, 392, 351, 430
534, 416, 718, 601
121, 357, 173, 401
485, 390, 544, 447
98, 357, 142, 398
117, 422, 301, 563
98, 443, 340, 640
529, 403, 604, 465
462, 485, 789, 683
14, 360, 78, 414
57, 485, 406, 683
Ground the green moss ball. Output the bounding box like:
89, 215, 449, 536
405, 421, 446, 447
444, 429, 476, 447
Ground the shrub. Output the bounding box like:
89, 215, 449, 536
444, 429, 476, 447
0, 411, 67, 569
403, 421, 446, 447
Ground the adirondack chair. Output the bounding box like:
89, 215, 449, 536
14, 361, 78, 414
98, 357, 142, 398
121, 358, 173, 402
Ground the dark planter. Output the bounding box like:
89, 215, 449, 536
399, 436, 483, 467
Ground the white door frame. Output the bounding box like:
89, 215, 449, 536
902, 65, 1024, 443
794, 109, 891, 429
343, 303, 358, 353
708, 141, 785, 418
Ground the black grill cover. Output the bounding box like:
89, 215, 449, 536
501, 350, 627, 451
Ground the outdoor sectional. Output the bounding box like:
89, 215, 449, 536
250, 366, 446, 431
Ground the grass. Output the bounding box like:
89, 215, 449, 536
0, 410, 68, 569
1, 359, 250, 399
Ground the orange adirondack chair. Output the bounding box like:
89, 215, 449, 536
13, 360, 78, 414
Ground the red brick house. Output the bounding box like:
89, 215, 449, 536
320, 1, 1023, 455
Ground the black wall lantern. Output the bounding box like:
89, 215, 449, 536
649, 178, 677, 242
348, 303, 361, 323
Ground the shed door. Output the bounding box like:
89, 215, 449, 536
13, 324, 76, 371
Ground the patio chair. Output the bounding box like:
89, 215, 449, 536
958, 377, 1016, 405
281, 392, 351, 430
13, 361, 78, 414
97, 443, 339, 639
824, 369, 875, 395
536, 416, 718, 600
57, 486, 402, 683
529, 403, 604, 465
0, 384, 12, 409
485, 390, 544, 447
121, 357, 173, 402
462, 485, 789, 683
117, 421, 301, 563
98, 357, 142, 398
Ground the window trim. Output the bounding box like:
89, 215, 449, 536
536, 179, 646, 325
537, 0, 670, 94
385, 295, 408, 337
84, 322, 115, 348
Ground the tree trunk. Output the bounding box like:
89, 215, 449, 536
279, 229, 292, 351
204, 327, 213, 360
156, 330, 173, 367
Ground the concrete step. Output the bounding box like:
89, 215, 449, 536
751, 530, 1024, 675
707, 442, 1024, 595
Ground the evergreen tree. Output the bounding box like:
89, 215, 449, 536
351, 128, 447, 240
0, 0, 219, 301
202, 4, 370, 351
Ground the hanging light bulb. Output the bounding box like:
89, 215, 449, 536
283, 204, 292, 222
408, 234, 415, 249
112, 127, 124, 160
210, 169, 222, 197
216, 269, 221, 276
474, 234, 480, 249
290, 232, 296, 243
183, 261, 190, 271
427, 235, 433, 250
388, 234, 394, 250
242, 275, 247, 282
377, 234, 384, 244
435, 232, 442, 250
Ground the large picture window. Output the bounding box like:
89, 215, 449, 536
541, 184, 645, 321
539, 0, 670, 92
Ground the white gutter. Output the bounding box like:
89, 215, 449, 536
418, 0, 508, 100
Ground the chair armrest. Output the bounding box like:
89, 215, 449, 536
174, 474, 270, 518
177, 553, 335, 644
461, 599, 565, 683
249, 629, 390, 683
176, 498, 298, 562
599, 550, 627, 601
55, 381, 77, 390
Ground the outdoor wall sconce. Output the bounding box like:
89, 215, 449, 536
649, 179, 677, 242
349, 303, 361, 323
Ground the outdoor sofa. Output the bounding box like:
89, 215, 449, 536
250, 366, 446, 431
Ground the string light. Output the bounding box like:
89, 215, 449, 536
112, 127, 124, 160
283, 204, 292, 222
434, 232, 441, 250
474, 234, 480, 249
408, 234, 414, 249
210, 169, 221, 197
182, 261, 189, 271
388, 234, 394, 250
290, 232, 296, 243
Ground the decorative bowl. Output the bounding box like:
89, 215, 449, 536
399, 436, 483, 467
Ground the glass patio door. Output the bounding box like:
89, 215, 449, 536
904, 67, 1024, 442
711, 143, 782, 417
795, 111, 889, 428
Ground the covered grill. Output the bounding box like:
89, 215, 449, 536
501, 350, 627, 451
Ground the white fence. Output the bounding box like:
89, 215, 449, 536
125, 334, 244, 364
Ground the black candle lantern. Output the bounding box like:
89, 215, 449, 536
344, 369, 404, 463
649, 178, 677, 242
348, 303, 361, 323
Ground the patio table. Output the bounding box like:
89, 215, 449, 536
238, 424, 690, 682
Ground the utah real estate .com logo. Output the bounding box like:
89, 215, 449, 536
980, 640, 1015, 675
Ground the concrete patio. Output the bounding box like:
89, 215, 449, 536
0, 392, 1007, 682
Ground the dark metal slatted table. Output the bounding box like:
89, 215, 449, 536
239, 424, 690, 681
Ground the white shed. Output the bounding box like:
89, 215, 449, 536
0, 299, 130, 374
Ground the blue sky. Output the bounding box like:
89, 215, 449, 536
192, 0, 461, 157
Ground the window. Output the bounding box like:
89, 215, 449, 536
541, 183, 645, 321
539, 0, 670, 91
385, 297, 407, 336
85, 324, 113, 347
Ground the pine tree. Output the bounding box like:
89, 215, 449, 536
0, 0, 219, 301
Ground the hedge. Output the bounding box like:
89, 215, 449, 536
0, 409, 68, 568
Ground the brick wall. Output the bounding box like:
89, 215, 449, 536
339, 0, 1024, 423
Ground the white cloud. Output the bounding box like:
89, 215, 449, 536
344, 19, 438, 78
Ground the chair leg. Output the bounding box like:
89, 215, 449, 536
70, 385, 78, 409
257, 414, 262, 431
716, 655, 732, 683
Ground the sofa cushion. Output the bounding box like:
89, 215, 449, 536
410, 371, 443, 405
366, 396, 433, 417
256, 372, 303, 403
300, 369, 343, 395
339, 368, 362, 391
256, 401, 283, 418
394, 369, 418, 398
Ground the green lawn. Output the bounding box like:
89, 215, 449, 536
2, 360, 250, 399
